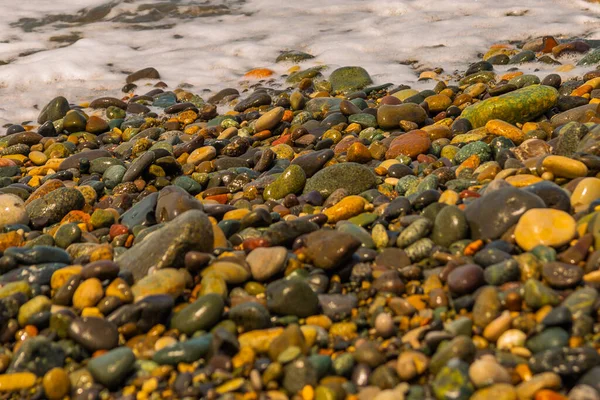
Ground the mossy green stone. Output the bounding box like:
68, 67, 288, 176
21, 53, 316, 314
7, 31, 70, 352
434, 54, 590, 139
453, 141, 492, 164
432, 360, 474, 400
524, 279, 560, 310
329, 66, 373, 93
54, 222, 81, 248
432, 206, 468, 248
18, 295, 51, 326
0, 281, 31, 299
286, 66, 325, 84
348, 113, 377, 128
263, 165, 306, 200
62, 111, 87, 133
303, 163, 376, 198
526, 327, 569, 353
508, 74, 540, 88
152, 334, 212, 365
106, 106, 126, 119
276, 50, 315, 63
429, 336, 476, 374
577, 48, 600, 66
87, 347, 135, 389
38, 96, 70, 124
170, 293, 224, 335
459, 71, 496, 86
461, 85, 558, 128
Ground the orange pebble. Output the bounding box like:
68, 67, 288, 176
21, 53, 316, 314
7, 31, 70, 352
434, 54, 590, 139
501, 71, 523, 81
464, 239, 484, 256
282, 109, 294, 122
92, 349, 108, 358
204, 194, 228, 204
571, 84, 592, 97
243, 68, 274, 79
515, 363, 532, 381
534, 390, 567, 400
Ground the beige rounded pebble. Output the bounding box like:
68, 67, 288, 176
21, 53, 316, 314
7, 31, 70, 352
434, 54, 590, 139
571, 177, 600, 213
0, 193, 29, 227
483, 311, 512, 342
468, 355, 511, 388
514, 208, 576, 251
516, 372, 561, 400
497, 329, 527, 351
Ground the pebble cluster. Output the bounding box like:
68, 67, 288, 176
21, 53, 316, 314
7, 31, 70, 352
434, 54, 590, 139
0, 36, 600, 400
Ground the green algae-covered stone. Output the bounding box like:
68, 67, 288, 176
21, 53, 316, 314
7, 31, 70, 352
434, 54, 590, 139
461, 85, 558, 128
577, 48, 600, 66
432, 359, 474, 400
329, 66, 373, 93
453, 141, 492, 164
276, 50, 315, 63
303, 162, 376, 198
263, 165, 306, 200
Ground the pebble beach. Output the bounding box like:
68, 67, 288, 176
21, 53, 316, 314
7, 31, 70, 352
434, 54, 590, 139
2, 1, 600, 400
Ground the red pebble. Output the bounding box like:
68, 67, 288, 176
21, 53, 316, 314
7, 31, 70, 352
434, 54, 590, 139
109, 224, 129, 240
459, 190, 481, 199
242, 237, 270, 252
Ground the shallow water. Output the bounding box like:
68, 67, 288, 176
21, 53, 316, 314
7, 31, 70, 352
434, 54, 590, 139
0, 0, 599, 126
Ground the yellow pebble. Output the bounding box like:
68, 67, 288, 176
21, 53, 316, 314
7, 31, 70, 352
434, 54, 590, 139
542, 155, 588, 179
0, 372, 37, 392
514, 208, 576, 251
505, 174, 543, 187
323, 195, 366, 223
485, 119, 525, 144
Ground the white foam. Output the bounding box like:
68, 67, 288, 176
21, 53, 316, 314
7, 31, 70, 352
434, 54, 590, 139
0, 0, 599, 126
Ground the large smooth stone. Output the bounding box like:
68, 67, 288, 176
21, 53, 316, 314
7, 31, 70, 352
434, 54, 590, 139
461, 85, 558, 128
8, 336, 65, 376
266, 279, 319, 317
329, 66, 372, 93
464, 186, 545, 240
155, 185, 203, 223
263, 165, 306, 200
303, 162, 376, 198
152, 334, 212, 365
38, 96, 70, 124
87, 347, 135, 389
247, 246, 288, 281
514, 209, 576, 251
117, 210, 213, 281
377, 104, 427, 129
131, 268, 187, 300
255, 107, 284, 132
303, 230, 361, 270
0, 193, 29, 227
385, 130, 431, 159
68, 317, 119, 352
170, 293, 224, 335
26, 188, 85, 228
571, 177, 600, 212
431, 205, 469, 247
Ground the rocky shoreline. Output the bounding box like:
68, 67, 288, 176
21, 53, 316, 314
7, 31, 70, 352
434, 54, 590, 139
0, 37, 600, 399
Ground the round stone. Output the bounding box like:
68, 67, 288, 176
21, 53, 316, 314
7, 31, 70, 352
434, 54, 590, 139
514, 209, 576, 251
571, 177, 600, 212
0, 193, 29, 227
247, 246, 288, 282
43, 368, 71, 400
